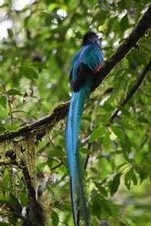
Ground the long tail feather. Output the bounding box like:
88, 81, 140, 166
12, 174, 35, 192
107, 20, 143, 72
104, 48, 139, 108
66, 85, 90, 226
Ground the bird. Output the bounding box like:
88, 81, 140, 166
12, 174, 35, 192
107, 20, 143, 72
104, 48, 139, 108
66, 31, 104, 226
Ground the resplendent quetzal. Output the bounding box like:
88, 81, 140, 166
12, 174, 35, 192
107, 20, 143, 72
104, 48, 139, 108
66, 31, 103, 226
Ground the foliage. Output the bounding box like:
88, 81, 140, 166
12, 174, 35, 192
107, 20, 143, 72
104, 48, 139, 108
0, 0, 151, 225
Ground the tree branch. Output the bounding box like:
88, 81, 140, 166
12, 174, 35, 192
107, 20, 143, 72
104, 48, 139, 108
109, 59, 151, 122
20, 162, 45, 226
0, 103, 69, 142
93, 4, 151, 88
0, 5, 150, 143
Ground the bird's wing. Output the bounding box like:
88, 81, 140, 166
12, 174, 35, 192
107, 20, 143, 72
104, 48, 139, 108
70, 45, 103, 91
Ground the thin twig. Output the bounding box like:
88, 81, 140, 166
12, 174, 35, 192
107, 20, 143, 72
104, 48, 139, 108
51, 162, 63, 170
109, 59, 151, 122
0, 80, 14, 124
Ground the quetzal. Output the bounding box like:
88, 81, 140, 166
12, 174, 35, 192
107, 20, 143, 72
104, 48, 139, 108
66, 31, 103, 226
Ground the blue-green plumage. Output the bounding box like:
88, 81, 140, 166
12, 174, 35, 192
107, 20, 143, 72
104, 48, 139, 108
66, 32, 103, 226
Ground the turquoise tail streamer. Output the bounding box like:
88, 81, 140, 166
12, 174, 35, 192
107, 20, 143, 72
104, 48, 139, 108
66, 84, 91, 226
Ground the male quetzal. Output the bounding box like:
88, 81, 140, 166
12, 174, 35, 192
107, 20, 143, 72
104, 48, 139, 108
66, 31, 103, 226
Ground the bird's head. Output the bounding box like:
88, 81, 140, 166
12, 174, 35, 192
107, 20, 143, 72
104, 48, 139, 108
82, 31, 102, 47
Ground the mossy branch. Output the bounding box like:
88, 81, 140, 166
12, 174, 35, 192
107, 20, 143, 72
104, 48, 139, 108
0, 103, 69, 142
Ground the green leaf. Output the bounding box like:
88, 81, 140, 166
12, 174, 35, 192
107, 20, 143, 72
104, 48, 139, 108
48, 3, 67, 11
118, 106, 131, 118
7, 28, 13, 39
132, 171, 137, 185
137, 116, 149, 124
103, 131, 110, 150
124, 168, 134, 190
7, 89, 22, 96
0, 125, 6, 132
5, 124, 19, 131
8, 193, 22, 213
20, 193, 28, 206
0, 96, 6, 107
111, 126, 124, 141
110, 173, 121, 196
89, 126, 105, 142
51, 211, 59, 226
118, 120, 135, 130
94, 182, 108, 196
120, 14, 129, 32
0, 106, 7, 118
20, 66, 38, 80
80, 147, 91, 154
92, 191, 112, 217
92, 196, 102, 218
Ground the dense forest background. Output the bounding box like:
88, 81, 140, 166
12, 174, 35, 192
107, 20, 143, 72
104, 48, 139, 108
0, 0, 151, 225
